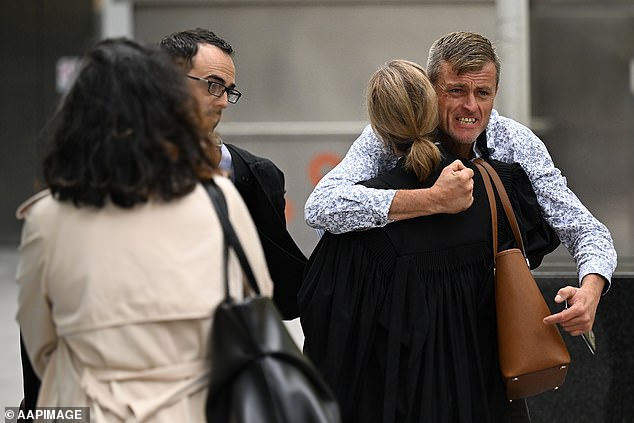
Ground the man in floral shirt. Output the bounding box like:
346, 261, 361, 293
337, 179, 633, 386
305, 31, 616, 342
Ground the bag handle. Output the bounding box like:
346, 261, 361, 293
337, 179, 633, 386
474, 159, 499, 255
204, 180, 261, 300
473, 159, 527, 259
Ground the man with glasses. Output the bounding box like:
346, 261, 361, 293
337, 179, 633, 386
160, 28, 307, 320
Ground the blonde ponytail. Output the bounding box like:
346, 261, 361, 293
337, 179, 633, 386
367, 60, 441, 182
406, 135, 441, 182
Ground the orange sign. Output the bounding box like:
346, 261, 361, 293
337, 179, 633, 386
308, 152, 342, 186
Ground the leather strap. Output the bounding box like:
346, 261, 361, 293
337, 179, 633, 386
476, 159, 526, 254
473, 159, 527, 259
205, 180, 261, 299
474, 160, 498, 255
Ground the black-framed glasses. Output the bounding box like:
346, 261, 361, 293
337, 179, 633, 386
186, 75, 242, 104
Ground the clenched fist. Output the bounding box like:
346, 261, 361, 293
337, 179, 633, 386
428, 160, 474, 214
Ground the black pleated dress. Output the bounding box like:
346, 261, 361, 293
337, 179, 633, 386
299, 152, 559, 423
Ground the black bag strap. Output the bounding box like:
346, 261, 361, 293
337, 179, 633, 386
204, 180, 261, 299
473, 159, 527, 260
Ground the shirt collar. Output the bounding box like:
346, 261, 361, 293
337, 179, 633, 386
474, 131, 490, 159
219, 143, 234, 181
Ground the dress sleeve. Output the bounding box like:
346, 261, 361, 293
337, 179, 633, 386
304, 125, 398, 234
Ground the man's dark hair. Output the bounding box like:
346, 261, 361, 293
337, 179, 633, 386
42, 37, 214, 208
159, 28, 233, 71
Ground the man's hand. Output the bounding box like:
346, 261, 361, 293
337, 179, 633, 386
543, 273, 606, 336
388, 160, 474, 221
428, 160, 474, 214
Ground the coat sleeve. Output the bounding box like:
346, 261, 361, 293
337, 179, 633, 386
231, 147, 308, 319
254, 160, 286, 223
16, 205, 58, 378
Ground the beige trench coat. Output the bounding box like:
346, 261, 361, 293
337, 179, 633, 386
16, 176, 273, 422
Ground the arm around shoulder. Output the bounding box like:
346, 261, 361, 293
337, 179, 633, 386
389, 160, 475, 221
304, 125, 397, 233
388, 188, 442, 221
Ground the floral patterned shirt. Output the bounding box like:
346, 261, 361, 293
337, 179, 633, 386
304, 109, 617, 283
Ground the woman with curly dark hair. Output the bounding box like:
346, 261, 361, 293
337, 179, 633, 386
16, 38, 272, 421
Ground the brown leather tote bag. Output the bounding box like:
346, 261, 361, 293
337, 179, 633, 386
474, 159, 571, 400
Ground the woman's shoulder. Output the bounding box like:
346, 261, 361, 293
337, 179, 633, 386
488, 158, 521, 170
211, 173, 235, 191
487, 159, 531, 187
206, 175, 258, 225
16, 189, 53, 220
209, 174, 245, 204
360, 153, 456, 190
359, 158, 415, 189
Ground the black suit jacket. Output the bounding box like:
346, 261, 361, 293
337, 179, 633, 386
222, 143, 307, 319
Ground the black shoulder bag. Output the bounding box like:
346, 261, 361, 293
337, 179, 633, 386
204, 181, 341, 423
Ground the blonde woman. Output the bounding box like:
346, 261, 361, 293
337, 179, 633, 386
298, 60, 558, 423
